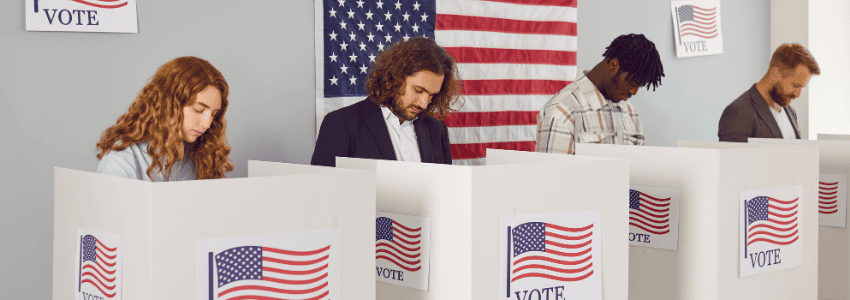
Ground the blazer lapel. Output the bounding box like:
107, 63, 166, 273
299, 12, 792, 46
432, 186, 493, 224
786, 107, 802, 139
363, 99, 397, 160
749, 87, 783, 139
414, 119, 434, 163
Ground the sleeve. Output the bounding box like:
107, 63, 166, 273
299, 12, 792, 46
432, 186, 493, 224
718, 103, 752, 142
96, 151, 140, 180
311, 111, 352, 167
439, 120, 452, 164
536, 103, 577, 154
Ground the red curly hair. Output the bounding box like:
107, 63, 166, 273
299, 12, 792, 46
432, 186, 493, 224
96, 56, 233, 180
366, 37, 463, 119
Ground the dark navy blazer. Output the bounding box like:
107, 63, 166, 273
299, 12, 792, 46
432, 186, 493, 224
311, 98, 452, 167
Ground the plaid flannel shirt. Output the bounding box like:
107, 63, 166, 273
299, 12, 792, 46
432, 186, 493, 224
536, 71, 644, 154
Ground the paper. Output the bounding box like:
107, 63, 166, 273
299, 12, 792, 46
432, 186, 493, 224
196, 229, 341, 300
25, 0, 138, 33
819, 173, 847, 228
75, 227, 122, 300
739, 186, 804, 278
499, 210, 602, 300
628, 186, 681, 251
671, 0, 723, 58
375, 212, 431, 291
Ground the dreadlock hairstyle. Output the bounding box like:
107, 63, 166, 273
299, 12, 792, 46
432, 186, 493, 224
602, 34, 665, 91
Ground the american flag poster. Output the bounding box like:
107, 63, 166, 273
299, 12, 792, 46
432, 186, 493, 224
375, 211, 431, 290
628, 186, 680, 251
314, 0, 578, 165
499, 210, 601, 300
739, 186, 804, 278
670, 0, 723, 58
75, 228, 122, 300
818, 173, 847, 228
196, 229, 341, 300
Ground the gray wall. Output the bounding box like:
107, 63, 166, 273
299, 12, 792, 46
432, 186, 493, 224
0, 0, 770, 298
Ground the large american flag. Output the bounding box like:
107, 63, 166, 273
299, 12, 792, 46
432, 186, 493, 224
744, 196, 799, 257
676, 5, 718, 39
315, 0, 578, 165
508, 222, 593, 296
375, 216, 422, 272
628, 189, 671, 235
79, 235, 118, 298
819, 181, 839, 215
211, 245, 331, 300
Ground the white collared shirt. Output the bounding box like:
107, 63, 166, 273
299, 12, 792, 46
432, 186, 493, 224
381, 106, 421, 162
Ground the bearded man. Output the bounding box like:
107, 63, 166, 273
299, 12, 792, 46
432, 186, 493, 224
311, 37, 461, 167
719, 43, 820, 142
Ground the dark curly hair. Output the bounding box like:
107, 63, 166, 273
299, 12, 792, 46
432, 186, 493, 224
96, 56, 233, 180
602, 34, 665, 91
366, 37, 462, 120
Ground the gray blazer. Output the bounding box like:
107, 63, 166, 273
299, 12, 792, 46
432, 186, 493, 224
718, 84, 801, 142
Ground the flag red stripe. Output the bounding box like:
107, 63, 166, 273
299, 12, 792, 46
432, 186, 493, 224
748, 229, 798, 241
820, 200, 838, 205
513, 253, 591, 267
511, 269, 593, 283
636, 203, 667, 213
820, 181, 839, 185
451, 141, 535, 160
680, 28, 717, 35
820, 186, 838, 190
545, 230, 592, 241
392, 224, 421, 239
263, 272, 328, 286
228, 290, 330, 300
769, 197, 798, 205
375, 255, 422, 272
376, 246, 421, 259
80, 272, 116, 288
546, 223, 593, 232
681, 19, 716, 26
768, 210, 797, 219
639, 197, 671, 208
263, 245, 330, 256
444, 111, 538, 127
444, 47, 576, 65
392, 233, 419, 246
545, 246, 592, 257
94, 238, 117, 252
263, 254, 329, 266
820, 204, 838, 210
96, 253, 116, 267
219, 281, 328, 298
96, 246, 117, 260
820, 190, 838, 195
437, 15, 576, 36
747, 236, 799, 246
630, 210, 669, 222
629, 217, 669, 230
462, 79, 570, 96
820, 196, 838, 200
483, 0, 578, 8
638, 192, 671, 202
681, 32, 718, 39
69, 0, 127, 9
692, 6, 716, 11
376, 242, 420, 258
767, 217, 797, 225
84, 262, 115, 275
376, 240, 420, 252
80, 279, 117, 298
391, 220, 421, 232
546, 239, 591, 250
81, 266, 115, 282
821, 209, 839, 214
376, 249, 421, 265
680, 23, 717, 31
629, 222, 670, 235
748, 222, 797, 233
263, 263, 328, 276
513, 261, 592, 275
769, 203, 799, 211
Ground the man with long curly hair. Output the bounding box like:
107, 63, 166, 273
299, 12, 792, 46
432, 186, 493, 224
536, 34, 665, 154
96, 56, 234, 181
312, 37, 462, 167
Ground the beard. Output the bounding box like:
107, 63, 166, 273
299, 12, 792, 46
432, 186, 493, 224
390, 98, 424, 121
768, 84, 794, 107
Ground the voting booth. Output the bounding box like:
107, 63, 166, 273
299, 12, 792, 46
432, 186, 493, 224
53, 164, 376, 300
327, 149, 630, 300
750, 137, 850, 300
574, 142, 819, 300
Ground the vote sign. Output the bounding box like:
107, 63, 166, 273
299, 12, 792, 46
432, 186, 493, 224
739, 186, 804, 278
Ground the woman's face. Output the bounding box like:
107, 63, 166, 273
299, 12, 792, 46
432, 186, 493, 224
182, 86, 222, 143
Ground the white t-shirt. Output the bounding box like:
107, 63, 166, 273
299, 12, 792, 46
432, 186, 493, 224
771, 107, 796, 139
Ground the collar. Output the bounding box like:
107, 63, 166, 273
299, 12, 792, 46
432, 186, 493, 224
575, 70, 612, 111
380, 105, 416, 126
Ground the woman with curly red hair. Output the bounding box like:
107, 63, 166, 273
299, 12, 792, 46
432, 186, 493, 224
311, 37, 463, 167
96, 56, 233, 181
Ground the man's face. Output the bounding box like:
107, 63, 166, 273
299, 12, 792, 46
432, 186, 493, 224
769, 65, 812, 107
606, 71, 641, 103
392, 70, 444, 121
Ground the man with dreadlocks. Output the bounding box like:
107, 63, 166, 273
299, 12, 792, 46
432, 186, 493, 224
536, 34, 664, 154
